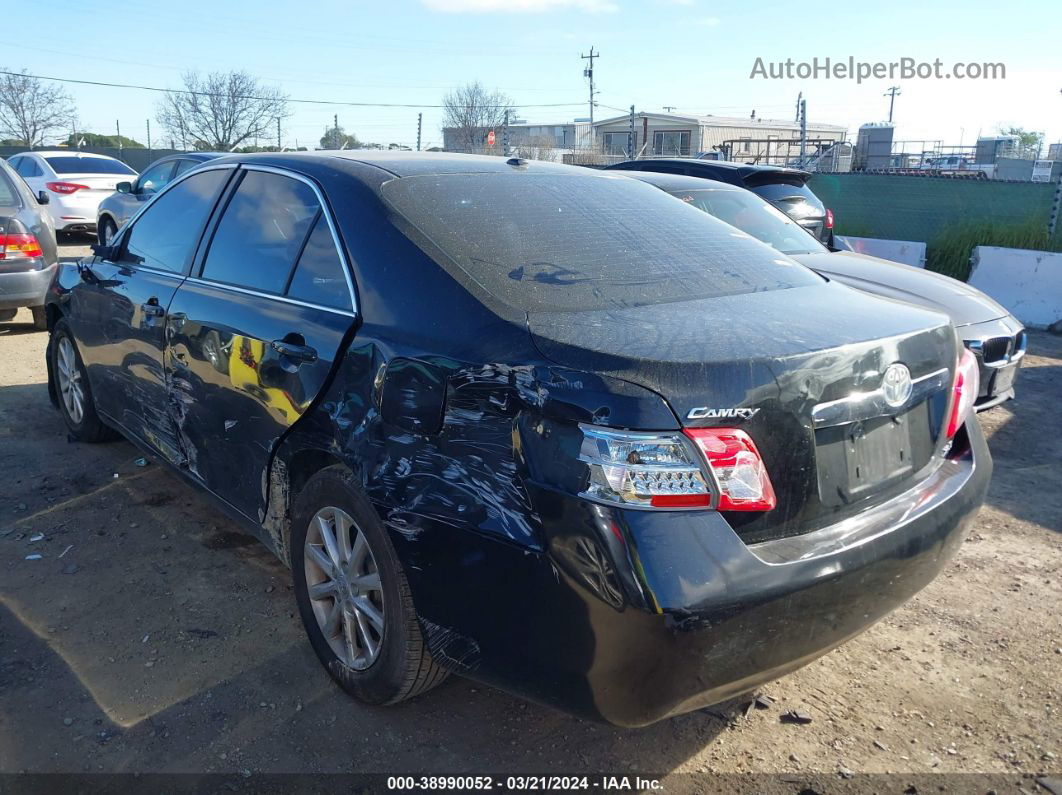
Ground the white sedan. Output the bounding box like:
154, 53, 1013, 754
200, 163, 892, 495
6, 151, 137, 235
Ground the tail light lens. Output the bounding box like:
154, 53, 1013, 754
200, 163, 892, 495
0, 232, 44, 260
579, 426, 711, 508
825, 208, 835, 229
685, 428, 777, 511
46, 181, 89, 195
945, 349, 980, 439
578, 425, 776, 512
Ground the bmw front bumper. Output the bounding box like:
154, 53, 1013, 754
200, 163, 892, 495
959, 316, 1026, 410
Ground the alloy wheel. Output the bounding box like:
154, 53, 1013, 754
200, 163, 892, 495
56, 336, 85, 425
304, 506, 385, 670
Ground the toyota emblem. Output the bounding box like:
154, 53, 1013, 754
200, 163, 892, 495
882, 363, 913, 408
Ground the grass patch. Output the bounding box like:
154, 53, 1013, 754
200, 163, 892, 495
926, 218, 1061, 281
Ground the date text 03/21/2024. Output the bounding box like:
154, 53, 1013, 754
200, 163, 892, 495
386, 776, 663, 791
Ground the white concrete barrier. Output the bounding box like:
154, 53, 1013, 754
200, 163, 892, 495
968, 246, 1062, 330
836, 236, 927, 267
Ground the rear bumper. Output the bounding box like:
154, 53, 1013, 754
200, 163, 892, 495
0, 264, 57, 310
392, 419, 991, 726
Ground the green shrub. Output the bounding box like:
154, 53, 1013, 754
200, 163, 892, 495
926, 218, 1061, 281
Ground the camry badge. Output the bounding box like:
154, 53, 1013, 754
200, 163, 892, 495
686, 407, 760, 421
881, 363, 913, 408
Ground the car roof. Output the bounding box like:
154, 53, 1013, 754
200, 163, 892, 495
207, 150, 584, 179
615, 170, 739, 193
612, 158, 811, 180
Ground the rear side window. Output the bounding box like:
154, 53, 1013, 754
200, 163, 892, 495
44, 156, 136, 176
0, 171, 18, 206
381, 173, 821, 313
137, 161, 176, 195
122, 169, 230, 273
285, 215, 351, 311
173, 159, 199, 177
201, 171, 319, 294
17, 158, 42, 178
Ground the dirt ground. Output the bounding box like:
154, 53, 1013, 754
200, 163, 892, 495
1, 245, 1059, 791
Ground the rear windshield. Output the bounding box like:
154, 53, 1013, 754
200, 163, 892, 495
667, 188, 827, 256
44, 156, 137, 176
750, 181, 822, 209
381, 173, 821, 313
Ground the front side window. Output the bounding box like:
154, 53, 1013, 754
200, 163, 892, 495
137, 161, 176, 195
382, 173, 821, 314
201, 170, 319, 294
121, 169, 230, 273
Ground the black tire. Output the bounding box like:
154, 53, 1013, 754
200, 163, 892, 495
30, 305, 47, 331
291, 465, 448, 704
98, 217, 117, 246
49, 319, 117, 443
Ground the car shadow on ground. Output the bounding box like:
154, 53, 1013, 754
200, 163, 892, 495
0, 377, 736, 775
0, 322, 46, 338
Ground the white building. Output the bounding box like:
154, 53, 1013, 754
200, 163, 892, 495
592, 112, 847, 163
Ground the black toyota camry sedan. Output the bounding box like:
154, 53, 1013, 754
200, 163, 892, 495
44, 152, 990, 727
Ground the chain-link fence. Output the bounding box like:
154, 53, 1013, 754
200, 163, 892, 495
0, 145, 187, 172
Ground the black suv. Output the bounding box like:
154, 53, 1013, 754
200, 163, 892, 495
44, 153, 988, 726
605, 158, 834, 244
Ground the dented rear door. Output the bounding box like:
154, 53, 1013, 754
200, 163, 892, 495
164, 167, 356, 521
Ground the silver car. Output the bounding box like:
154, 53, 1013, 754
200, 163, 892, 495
96, 152, 223, 244
622, 170, 1026, 410
0, 157, 59, 329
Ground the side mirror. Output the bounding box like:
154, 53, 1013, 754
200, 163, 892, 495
90, 243, 118, 261
36, 190, 50, 205
116, 181, 133, 194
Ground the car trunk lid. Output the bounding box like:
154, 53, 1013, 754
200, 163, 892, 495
528, 281, 958, 542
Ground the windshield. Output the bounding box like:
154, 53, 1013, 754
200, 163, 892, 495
44, 156, 137, 176
381, 172, 821, 314
666, 187, 828, 256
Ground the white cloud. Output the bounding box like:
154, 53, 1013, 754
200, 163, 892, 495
422, 0, 618, 12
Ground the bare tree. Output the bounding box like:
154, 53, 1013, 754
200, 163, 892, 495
0, 68, 74, 146
442, 81, 514, 153
157, 71, 288, 152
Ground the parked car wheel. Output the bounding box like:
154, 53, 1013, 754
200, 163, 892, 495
291, 465, 448, 704
49, 319, 117, 442
98, 217, 118, 246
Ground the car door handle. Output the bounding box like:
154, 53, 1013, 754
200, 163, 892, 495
271, 339, 318, 363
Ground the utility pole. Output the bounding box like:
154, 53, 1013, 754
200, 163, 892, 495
502, 109, 510, 156
417, 112, 422, 151
581, 47, 599, 149
277, 117, 281, 150
116, 120, 122, 153
146, 119, 151, 152
884, 86, 901, 123
627, 105, 635, 159
795, 91, 802, 123
799, 97, 807, 161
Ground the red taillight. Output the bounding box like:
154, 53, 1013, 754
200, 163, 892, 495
684, 428, 777, 511
46, 181, 90, 195
945, 349, 980, 439
825, 208, 834, 229
0, 232, 43, 260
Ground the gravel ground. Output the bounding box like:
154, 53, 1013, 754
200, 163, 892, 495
0, 246, 1059, 791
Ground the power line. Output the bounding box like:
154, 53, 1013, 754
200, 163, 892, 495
0, 70, 591, 110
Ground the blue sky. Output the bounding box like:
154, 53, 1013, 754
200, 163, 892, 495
8, 0, 1061, 151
